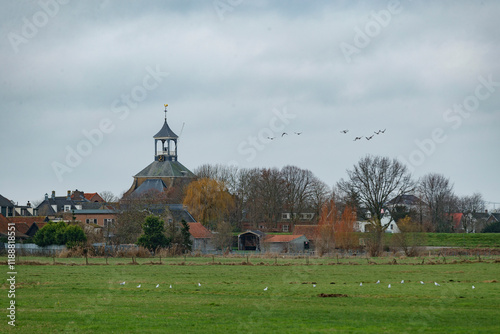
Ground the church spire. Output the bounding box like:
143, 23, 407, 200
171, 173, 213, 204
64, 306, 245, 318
154, 104, 178, 162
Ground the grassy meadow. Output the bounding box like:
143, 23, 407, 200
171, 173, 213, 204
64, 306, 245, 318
1, 255, 500, 333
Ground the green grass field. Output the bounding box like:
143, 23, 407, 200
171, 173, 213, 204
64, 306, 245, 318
2, 256, 500, 333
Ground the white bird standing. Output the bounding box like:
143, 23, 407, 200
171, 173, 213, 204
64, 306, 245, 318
198, 283, 201, 287
120, 281, 125, 285
388, 284, 391, 288
420, 281, 425, 285
313, 284, 316, 288
156, 284, 160, 288
376, 280, 380, 284
137, 284, 141, 288
169, 285, 172, 289
401, 280, 404, 284
434, 282, 440, 286
472, 285, 475, 289
264, 287, 268, 291
360, 283, 363, 286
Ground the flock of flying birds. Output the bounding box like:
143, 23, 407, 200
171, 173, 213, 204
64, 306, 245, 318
266, 129, 387, 141
119, 280, 476, 290
341, 128, 387, 141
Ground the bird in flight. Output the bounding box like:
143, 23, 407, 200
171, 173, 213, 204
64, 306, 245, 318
267, 136, 275, 140
380, 129, 386, 133
341, 130, 349, 134
354, 136, 362, 141
282, 132, 288, 137
366, 135, 374, 140
294, 132, 302, 135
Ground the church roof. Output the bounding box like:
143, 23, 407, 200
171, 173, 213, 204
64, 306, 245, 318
134, 160, 196, 178
133, 179, 168, 195
154, 119, 178, 139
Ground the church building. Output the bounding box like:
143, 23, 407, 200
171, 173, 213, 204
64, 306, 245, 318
123, 105, 196, 201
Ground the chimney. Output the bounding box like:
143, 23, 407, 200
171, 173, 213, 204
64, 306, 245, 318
27, 201, 31, 208
45, 193, 48, 200
51, 190, 55, 199
67, 190, 71, 200
485, 209, 488, 214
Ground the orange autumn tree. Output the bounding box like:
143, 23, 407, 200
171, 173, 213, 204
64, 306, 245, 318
315, 199, 339, 256
335, 205, 358, 251
183, 178, 234, 229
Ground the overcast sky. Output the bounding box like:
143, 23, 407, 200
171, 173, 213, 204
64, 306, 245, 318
1, 0, 499, 210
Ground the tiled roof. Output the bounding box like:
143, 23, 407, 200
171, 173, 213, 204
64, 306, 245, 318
84, 193, 97, 201
134, 161, 196, 178
265, 235, 305, 243
8, 216, 45, 226
188, 222, 212, 239
0, 214, 29, 238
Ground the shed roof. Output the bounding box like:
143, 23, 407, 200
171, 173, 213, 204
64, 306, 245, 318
265, 235, 306, 243
188, 222, 212, 239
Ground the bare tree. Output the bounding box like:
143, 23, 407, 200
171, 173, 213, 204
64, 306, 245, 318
281, 165, 315, 225
100, 190, 118, 203
337, 155, 414, 256
418, 173, 455, 232
457, 193, 486, 233
212, 220, 233, 252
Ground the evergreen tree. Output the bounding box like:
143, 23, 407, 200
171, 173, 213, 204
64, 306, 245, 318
137, 215, 170, 252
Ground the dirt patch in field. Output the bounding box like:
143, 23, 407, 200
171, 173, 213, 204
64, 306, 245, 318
318, 293, 348, 298
483, 280, 498, 283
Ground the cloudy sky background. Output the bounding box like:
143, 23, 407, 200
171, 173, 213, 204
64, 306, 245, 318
1, 0, 499, 209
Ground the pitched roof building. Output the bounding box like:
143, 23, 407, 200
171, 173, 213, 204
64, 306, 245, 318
123, 105, 196, 201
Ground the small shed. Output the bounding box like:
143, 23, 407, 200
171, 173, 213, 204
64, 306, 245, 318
238, 230, 265, 251
188, 222, 214, 253
263, 234, 309, 253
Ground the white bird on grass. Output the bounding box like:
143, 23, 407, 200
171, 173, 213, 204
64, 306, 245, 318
376, 280, 380, 284
137, 284, 141, 288
120, 281, 125, 285
434, 282, 440, 286
313, 284, 316, 288
388, 284, 391, 288
420, 281, 425, 285
156, 284, 160, 288
401, 280, 404, 284
198, 283, 201, 287
472, 285, 475, 289
360, 283, 363, 286
264, 287, 268, 291
169, 285, 172, 289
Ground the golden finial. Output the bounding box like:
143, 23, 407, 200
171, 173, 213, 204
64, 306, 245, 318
164, 104, 168, 107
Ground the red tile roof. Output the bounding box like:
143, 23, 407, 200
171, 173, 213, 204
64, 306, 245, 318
265, 235, 305, 243
0, 214, 29, 238
188, 222, 212, 239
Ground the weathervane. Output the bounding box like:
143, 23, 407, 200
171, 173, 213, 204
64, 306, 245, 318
164, 104, 168, 121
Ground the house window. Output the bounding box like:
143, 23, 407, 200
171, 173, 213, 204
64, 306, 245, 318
282, 225, 289, 232
390, 224, 394, 230
64, 205, 71, 212
86, 219, 97, 224
282, 213, 290, 220
104, 219, 114, 228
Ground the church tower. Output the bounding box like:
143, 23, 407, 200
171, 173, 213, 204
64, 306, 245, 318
123, 105, 196, 200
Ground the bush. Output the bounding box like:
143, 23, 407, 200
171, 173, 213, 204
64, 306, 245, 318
482, 222, 500, 233
33, 222, 87, 248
